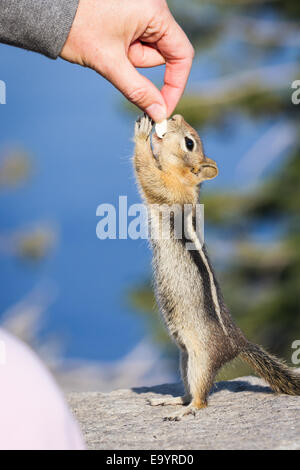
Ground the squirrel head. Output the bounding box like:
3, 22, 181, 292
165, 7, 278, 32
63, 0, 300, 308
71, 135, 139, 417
152, 114, 218, 186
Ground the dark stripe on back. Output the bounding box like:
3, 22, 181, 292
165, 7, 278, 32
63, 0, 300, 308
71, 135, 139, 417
150, 208, 223, 323
177, 211, 220, 323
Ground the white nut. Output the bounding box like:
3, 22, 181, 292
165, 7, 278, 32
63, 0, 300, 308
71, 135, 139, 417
155, 119, 167, 139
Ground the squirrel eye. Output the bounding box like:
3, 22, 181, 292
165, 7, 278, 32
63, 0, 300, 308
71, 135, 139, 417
185, 137, 194, 151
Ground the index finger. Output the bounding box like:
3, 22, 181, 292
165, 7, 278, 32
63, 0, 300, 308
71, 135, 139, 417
157, 16, 194, 116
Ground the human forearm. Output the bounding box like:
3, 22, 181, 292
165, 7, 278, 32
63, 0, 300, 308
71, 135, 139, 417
0, 0, 79, 58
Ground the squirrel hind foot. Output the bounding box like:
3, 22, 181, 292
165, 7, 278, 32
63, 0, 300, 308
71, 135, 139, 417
163, 400, 207, 421
147, 395, 190, 407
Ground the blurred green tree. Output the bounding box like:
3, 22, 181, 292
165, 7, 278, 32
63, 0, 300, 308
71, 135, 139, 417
129, 0, 300, 379
0, 148, 55, 262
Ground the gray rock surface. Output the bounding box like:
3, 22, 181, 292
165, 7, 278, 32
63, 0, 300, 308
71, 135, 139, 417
67, 375, 300, 450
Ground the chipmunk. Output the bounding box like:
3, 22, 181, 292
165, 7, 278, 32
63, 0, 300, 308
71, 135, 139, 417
133, 113, 300, 421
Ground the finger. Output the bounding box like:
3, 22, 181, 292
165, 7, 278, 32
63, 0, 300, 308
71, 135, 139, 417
99, 53, 167, 122
156, 17, 194, 116
128, 41, 165, 68
161, 55, 193, 116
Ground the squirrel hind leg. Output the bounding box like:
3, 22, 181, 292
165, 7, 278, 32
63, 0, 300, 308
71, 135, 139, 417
163, 348, 216, 421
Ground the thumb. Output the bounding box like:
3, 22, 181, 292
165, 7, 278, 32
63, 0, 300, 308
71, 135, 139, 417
103, 55, 167, 122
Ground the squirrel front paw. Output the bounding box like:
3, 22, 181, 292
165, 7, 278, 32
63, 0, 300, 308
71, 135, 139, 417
135, 114, 153, 141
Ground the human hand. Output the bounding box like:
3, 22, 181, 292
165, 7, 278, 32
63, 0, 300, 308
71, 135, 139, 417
60, 0, 194, 122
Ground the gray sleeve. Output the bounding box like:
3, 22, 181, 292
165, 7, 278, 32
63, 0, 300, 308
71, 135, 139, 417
0, 0, 79, 59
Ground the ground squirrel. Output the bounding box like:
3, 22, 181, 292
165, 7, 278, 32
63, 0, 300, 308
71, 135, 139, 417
133, 114, 300, 421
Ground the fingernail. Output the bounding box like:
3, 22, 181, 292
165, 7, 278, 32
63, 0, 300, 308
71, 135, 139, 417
145, 103, 167, 123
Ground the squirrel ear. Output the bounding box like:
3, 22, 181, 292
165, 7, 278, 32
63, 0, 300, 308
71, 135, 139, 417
199, 163, 218, 181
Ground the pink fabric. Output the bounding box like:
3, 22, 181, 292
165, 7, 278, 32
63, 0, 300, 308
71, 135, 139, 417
0, 328, 85, 450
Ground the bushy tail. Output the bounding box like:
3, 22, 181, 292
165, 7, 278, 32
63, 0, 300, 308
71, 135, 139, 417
240, 342, 300, 395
